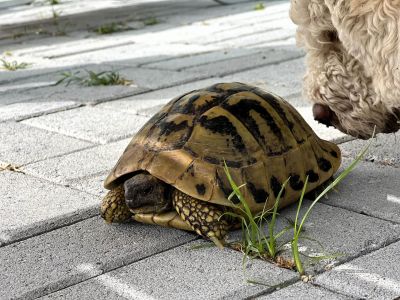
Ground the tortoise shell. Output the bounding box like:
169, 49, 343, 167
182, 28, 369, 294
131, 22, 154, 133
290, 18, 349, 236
104, 82, 341, 213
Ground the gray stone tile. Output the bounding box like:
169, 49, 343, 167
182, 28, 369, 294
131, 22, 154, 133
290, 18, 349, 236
0, 171, 98, 245
315, 240, 400, 299
0, 65, 202, 106
22, 106, 150, 144
320, 160, 400, 224
23, 139, 129, 185
221, 57, 305, 97
208, 28, 296, 48
179, 46, 303, 78
40, 240, 297, 300
97, 78, 223, 116
0, 121, 93, 165
0, 83, 148, 106
50, 43, 215, 68
0, 62, 96, 85
118, 67, 203, 90
257, 282, 352, 300
0, 216, 196, 300
142, 47, 262, 71
0, 100, 79, 122
340, 131, 400, 167
12, 63, 201, 91
69, 172, 108, 197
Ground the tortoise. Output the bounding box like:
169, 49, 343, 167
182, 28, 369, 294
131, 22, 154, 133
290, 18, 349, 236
101, 82, 341, 248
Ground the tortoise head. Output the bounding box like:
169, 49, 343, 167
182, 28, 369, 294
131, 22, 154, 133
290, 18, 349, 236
124, 173, 172, 214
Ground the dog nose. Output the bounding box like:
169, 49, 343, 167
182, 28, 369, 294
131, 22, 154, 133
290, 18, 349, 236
313, 103, 335, 127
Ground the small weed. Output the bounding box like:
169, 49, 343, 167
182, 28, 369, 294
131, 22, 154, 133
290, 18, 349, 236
254, 3, 265, 10
0, 58, 30, 71
51, 7, 61, 19
143, 17, 159, 26
47, 0, 60, 4
94, 23, 132, 35
55, 70, 133, 86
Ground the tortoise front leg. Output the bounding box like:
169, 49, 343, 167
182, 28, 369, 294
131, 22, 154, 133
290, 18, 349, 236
100, 184, 133, 223
172, 190, 231, 249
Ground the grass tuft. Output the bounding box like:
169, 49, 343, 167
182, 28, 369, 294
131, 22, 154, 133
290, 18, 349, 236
254, 3, 265, 10
143, 17, 159, 26
55, 70, 133, 86
223, 162, 292, 266
94, 23, 132, 35
0, 58, 30, 71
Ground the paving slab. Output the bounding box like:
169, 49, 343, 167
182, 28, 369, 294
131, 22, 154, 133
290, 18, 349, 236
47, 43, 216, 68
0, 0, 217, 40
23, 138, 129, 185
22, 106, 150, 144
0, 83, 148, 106
0, 61, 95, 85
207, 28, 295, 49
0, 216, 196, 300
320, 159, 400, 224
340, 131, 400, 168
0, 171, 98, 245
40, 240, 297, 300
171, 46, 303, 78
97, 78, 224, 116
142, 47, 264, 71
0, 64, 202, 105
315, 240, 400, 299
68, 172, 109, 197
222, 56, 305, 97
0, 121, 93, 165
257, 282, 352, 299
0, 100, 79, 122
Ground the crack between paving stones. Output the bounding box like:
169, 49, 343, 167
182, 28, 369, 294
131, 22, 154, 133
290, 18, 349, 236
318, 201, 400, 225
34, 236, 200, 299
310, 282, 364, 300
46, 41, 137, 59
0, 213, 99, 248
241, 277, 300, 299
202, 27, 282, 45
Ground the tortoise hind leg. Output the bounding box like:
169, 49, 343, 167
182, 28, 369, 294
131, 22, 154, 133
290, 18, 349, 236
101, 184, 133, 223
172, 190, 230, 249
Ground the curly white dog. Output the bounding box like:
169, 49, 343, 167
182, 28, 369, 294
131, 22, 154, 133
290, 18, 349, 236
290, 0, 400, 139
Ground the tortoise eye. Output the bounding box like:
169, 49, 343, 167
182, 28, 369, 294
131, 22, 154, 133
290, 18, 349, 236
142, 186, 153, 195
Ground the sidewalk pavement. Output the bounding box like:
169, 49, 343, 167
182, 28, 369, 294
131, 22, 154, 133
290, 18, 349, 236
0, 1, 399, 299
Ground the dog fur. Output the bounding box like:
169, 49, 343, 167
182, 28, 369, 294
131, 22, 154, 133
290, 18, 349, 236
290, 0, 400, 138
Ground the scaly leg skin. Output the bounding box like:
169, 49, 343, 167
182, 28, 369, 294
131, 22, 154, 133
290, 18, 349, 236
172, 190, 230, 249
100, 184, 133, 223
